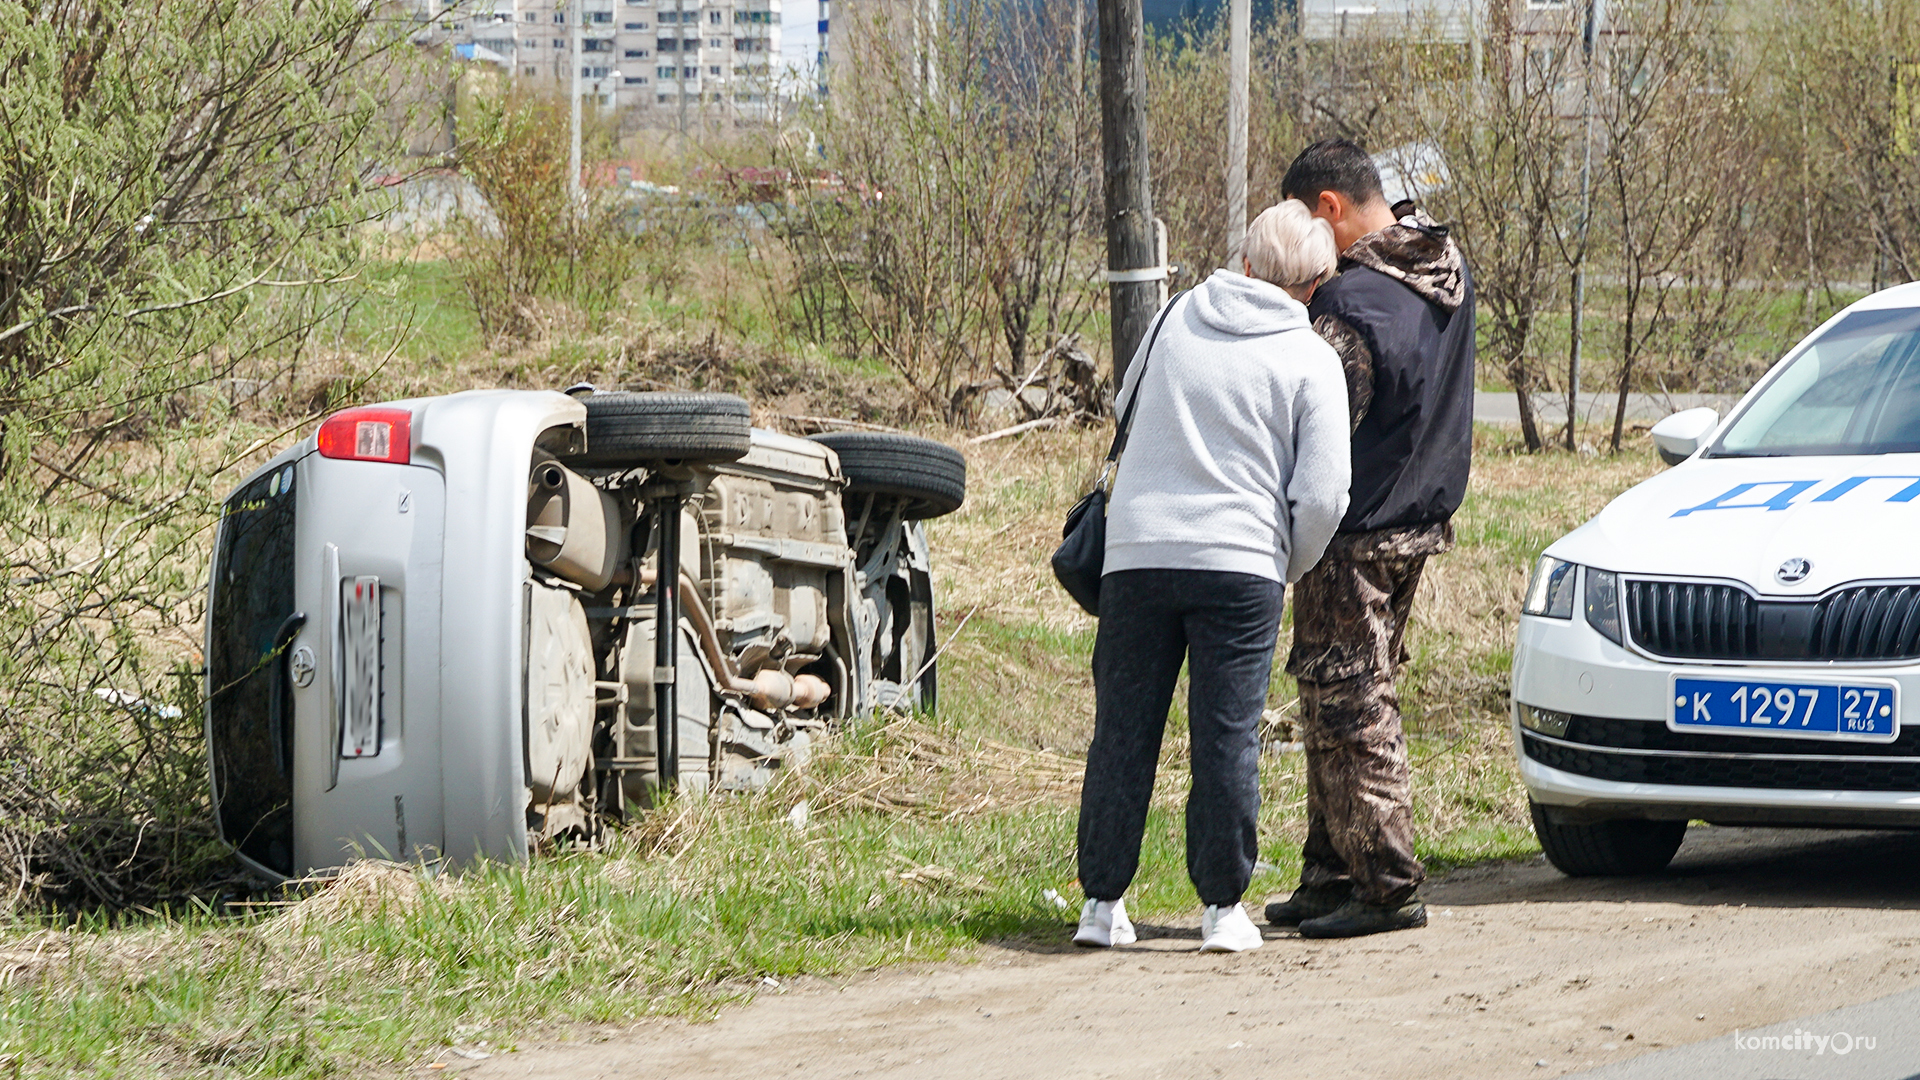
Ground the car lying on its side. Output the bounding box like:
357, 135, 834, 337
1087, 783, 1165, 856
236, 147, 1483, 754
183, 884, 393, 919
1514, 283, 1920, 875
204, 389, 965, 880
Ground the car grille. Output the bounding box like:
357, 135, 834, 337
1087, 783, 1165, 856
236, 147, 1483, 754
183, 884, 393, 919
1624, 580, 1920, 662
1521, 716, 1920, 793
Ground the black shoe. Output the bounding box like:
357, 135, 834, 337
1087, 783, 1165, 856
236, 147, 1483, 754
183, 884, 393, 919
1297, 897, 1428, 939
1263, 883, 1352, 927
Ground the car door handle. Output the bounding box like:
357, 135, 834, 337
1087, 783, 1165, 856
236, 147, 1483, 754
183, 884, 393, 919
268, 611, 308, 779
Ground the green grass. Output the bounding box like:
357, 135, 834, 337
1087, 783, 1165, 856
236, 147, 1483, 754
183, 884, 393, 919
1472, 283, 1869, 394
342, 260, 484, 365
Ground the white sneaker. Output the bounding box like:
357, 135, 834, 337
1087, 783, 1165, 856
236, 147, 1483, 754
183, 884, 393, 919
1200, 902, 1264, 953
1073, 898, 1137, 948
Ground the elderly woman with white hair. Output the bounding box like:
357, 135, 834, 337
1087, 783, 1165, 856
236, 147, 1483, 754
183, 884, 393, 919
1073, 200, 1352, 953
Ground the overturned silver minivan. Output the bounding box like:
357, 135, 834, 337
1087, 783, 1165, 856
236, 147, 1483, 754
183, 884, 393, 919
204, 389, 965, 881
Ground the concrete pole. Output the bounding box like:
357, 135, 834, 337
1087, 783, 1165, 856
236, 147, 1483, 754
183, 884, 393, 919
1098, 0, 1160, 390
1467, 0, 1482, 85
1225, 0, 1250, 267
570, 0, 584, 201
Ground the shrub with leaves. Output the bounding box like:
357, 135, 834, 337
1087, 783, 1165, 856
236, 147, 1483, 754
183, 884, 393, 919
0, 0, 418, 910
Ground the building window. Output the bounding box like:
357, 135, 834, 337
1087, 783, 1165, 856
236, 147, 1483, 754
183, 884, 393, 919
657, 64, 677, 78
522, 11, 535, 19
552, 11, 564, 22
657, 37, 676, 50
708, 37, 722, 48
625, 74, 647, 84
625, 48, 650, 57
624, 21, 647, 29
583, 38, 610, 51
708, 10, 721, 22
656, 10, 677, 22
708, 65, 721, 75
590, 10, 612, 22
524, 65, 539, 75
682, 65, 697, 78
683, 38, 699, 50
552, 37, 565, 46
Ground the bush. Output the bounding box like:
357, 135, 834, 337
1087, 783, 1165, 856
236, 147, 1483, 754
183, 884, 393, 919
0, 0, 417, 911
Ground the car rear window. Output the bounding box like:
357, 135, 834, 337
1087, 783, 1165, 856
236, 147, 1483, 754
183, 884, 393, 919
1710, 306, 1920, 457
206, 461, 299, 876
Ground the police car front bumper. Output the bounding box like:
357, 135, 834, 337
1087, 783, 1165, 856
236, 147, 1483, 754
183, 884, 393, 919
1511, 610, 1920, 827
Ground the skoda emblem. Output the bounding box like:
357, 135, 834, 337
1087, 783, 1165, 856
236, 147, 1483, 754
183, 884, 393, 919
290, 645, 316, 688
1776, 557, 1812, 585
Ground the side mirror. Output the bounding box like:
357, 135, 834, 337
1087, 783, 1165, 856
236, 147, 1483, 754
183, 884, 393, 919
1650, 407, 1718, 466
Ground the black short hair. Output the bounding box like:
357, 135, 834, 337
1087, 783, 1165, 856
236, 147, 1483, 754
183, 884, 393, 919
1282, 139, 1385, 209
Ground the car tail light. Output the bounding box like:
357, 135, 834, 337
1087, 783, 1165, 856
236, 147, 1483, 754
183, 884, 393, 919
316, 407, 411, 464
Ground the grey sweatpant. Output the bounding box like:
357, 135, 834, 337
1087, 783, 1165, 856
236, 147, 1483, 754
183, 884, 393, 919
1076, 568, 1285, 907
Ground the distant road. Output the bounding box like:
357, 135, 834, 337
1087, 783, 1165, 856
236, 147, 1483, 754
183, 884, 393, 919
1475, 390, 1740, 429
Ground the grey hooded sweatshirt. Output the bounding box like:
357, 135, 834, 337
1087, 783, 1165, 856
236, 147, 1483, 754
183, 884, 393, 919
1104, 269, 1352, 585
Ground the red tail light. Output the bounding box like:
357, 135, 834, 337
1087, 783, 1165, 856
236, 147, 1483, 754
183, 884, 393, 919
316, 407, 412, 464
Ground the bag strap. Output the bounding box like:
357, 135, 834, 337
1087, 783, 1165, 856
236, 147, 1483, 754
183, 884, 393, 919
1104, 290, 1187, 467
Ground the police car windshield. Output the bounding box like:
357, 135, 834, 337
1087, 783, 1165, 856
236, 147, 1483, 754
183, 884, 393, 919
1708, 306, 1920, 458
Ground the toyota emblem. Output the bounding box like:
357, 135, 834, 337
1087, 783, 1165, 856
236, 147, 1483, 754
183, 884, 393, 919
290, 645, 316, 688
1776, 558, 1812, 585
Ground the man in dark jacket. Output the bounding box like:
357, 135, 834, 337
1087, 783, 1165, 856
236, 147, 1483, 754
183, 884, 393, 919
1265, 139, 1475, 939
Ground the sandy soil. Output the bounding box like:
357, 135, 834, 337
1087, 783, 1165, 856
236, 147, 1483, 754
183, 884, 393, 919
456, 827, 1920, 1080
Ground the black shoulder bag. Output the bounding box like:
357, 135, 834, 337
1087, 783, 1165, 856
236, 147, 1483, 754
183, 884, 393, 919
1050, 293, 1185, 616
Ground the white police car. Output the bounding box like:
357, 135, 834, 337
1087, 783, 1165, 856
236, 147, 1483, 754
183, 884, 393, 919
1513, 283, 1920, 875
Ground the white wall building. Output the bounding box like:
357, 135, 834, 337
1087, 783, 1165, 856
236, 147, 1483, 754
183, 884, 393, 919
426, 0, 789, 127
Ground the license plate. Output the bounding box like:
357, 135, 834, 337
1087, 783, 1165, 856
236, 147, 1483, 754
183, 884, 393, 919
1670, 674, 1899, 742
340, 575, 382, 758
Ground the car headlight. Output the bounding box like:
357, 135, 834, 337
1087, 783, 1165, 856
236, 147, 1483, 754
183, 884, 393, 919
1523, 555, 1577, 618
1584, 567, 1623, 645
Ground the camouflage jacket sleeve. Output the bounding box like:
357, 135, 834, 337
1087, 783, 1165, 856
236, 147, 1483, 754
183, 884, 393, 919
1312, 313, 1373, 432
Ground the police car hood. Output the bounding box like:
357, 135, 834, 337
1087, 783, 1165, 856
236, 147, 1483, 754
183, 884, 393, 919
1546, 454, 1920, 599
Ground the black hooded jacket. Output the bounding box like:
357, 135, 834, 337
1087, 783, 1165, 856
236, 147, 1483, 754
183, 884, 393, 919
1308, 212, 1475, 537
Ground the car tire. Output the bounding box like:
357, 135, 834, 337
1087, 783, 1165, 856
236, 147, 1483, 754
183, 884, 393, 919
810, 432, 966, 520
571, 391, 752, 467
1530, 800, 1686, 876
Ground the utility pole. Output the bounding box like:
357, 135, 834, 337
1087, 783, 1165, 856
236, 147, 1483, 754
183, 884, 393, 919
1225, 0, 1250, 266
569, 0, 584, 202
1098, 0, 1160, 390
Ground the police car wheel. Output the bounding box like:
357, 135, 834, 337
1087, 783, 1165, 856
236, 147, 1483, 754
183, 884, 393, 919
571, 391, 752, 466
809, 432, 966, 520
1530, 800, 1686, 877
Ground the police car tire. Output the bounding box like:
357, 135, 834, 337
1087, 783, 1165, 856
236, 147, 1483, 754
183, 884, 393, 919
573, 392, 752, 466
810, 432, 966, 520
1530, 800, 1686, 876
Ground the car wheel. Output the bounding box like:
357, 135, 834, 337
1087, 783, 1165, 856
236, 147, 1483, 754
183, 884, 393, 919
810, 432, 966, 520
570, 391, 752, 467
1530, 800, 1686, 876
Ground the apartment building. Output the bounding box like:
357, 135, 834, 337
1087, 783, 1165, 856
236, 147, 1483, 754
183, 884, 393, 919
428, 0, 793, 127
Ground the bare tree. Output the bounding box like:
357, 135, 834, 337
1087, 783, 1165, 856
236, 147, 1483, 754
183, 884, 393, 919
1597, 0, 1743, 451
768, 0, 1099, 421
1419, 4, 1583, 451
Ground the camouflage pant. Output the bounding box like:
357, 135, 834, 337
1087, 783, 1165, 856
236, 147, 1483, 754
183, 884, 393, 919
1285, 544, 1435, 906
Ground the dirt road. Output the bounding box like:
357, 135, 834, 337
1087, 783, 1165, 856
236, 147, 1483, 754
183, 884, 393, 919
459, 827, 1920, 1079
